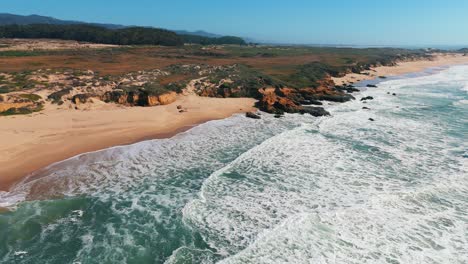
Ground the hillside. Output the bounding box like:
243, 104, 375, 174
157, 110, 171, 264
0, 13, 125, 29
0, 13, 229, 40
0, 23, 246, 46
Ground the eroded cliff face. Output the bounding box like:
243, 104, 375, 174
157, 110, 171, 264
101, 90, 177, 106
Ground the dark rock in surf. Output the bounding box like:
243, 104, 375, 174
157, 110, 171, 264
369, 118, 375, 121
360, 96, 374, 101
246, 112, 261, 119
362, 107, 370, 110
299, 106, 330, 117
366, 84, 378, 88
318, 94, 355, 102
335, 85, 360, 93
299, 99, 323, 105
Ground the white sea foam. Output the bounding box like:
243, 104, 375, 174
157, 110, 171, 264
181, 65, 468, 263
1, 65, 467, 263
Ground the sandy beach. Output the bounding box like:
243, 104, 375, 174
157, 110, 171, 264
332, 53, 468, 85
0, 95, 256, 191
2, 53, 468, 192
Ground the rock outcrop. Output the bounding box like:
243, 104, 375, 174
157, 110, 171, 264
101, 90, 177, 106
255, 87, 332, 116
71, 94, 92, 104
246, 112, 261, 119
360, 96, 374, 101
254, 78, 351, 116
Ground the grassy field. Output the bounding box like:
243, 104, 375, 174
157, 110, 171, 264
0, 44, 430, 89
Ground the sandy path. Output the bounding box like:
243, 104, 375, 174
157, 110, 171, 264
0, 95, 256, 191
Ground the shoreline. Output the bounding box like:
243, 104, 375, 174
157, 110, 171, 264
332, 53, 468, 86
2, 53, 468, 193
0, 95, 256, 191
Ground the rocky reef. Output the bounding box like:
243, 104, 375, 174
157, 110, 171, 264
184, 65, 356, 116
255, 84, 353, 116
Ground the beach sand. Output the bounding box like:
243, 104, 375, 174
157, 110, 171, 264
0, 95, 256, 191
332, 53, 468, 85
2, 53, 468, 192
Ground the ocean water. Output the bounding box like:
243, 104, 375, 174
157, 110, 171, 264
1, 65, 467, 264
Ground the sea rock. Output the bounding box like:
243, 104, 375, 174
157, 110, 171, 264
369, 118, 375, 121
318, 94, 355, 102
299, 99, 323, 105
300, 87, 355, 103
335, 85, 360, 93
360, 96, 374, 101
246, 111, 261, 119
256, 87, 298, 114
299, 106, 330, 117
366, 84, 378, 88
362, 107, 371, 110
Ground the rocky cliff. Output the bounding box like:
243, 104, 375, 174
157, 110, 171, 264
101, 90, 177, 106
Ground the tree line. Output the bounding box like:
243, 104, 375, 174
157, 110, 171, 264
0, 24, 246, 46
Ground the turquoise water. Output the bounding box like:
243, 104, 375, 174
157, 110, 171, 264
1, 65, 467, 263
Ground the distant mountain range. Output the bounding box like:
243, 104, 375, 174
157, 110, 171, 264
0, 13, 126, 29
0, 13, 226, 39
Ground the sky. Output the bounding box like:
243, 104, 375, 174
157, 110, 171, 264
2, 0, 468, 46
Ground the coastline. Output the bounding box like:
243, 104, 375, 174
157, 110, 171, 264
1, 53, 468, 193
332, 53, 468, 85
0, 95, 256, 191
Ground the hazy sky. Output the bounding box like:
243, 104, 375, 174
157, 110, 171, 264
2, 0, 468, 45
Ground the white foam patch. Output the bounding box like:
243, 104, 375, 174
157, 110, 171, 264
2, 65, 467, 263
182, 65, 468, 262
0, 114, 309, 206
0, 113, 314, 263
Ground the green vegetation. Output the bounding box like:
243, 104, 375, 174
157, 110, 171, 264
0, 50, 46, 57
119, 82, 170, 96
204, 64, 285, 98
19, 93, 42, 101
0, 24, 183, 46
0, 86, 9, 93
0, 103, 43, 116
48, 88, 72, 104
283, 62, 344, 88
181, 35, 246, 45
0, 24, 247, 46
